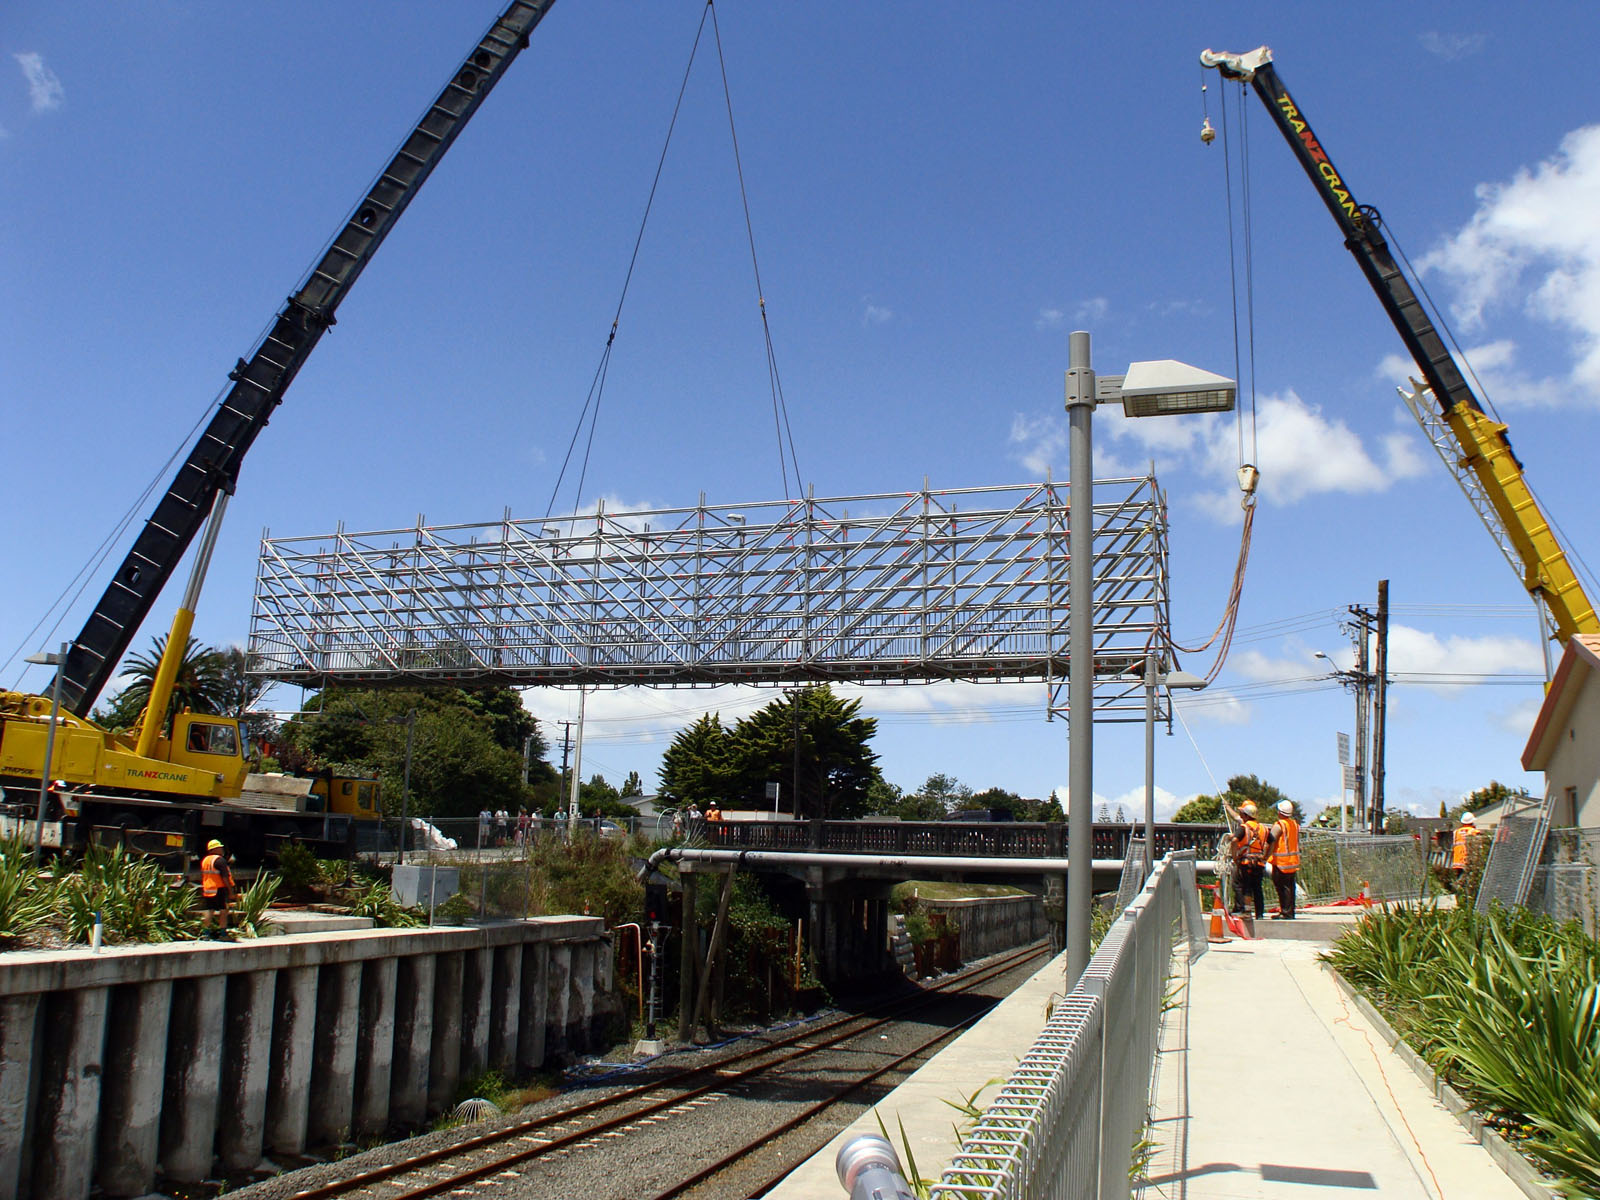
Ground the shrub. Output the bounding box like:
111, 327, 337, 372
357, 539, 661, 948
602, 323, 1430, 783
275, 842, 320, 899
0, 839, 53, 944
57, 844, 200, 944
1325, 903, 1600, 1196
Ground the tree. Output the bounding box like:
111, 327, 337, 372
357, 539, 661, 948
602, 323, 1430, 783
94, 634, 229, 732
1096, 803, 1111, 822
279, 686, 549, 818
966, 786, 1024, 818
658, 714, 734, 805
1113, 803, 1128, 823
726, 687, 879, 819
658, 687, 880, 819
1460, 780, 1531, 818
1172, 793, 1225, 823
620, 770, 644, 799
913, 773, 972, 816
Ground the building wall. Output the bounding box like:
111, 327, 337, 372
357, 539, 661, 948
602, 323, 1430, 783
1546, 674, 1600, 828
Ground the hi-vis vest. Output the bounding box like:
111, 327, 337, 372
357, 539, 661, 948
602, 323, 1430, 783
201, 853, 228, 897
1451, 825, 1478, 869
1270, 818, 1300, 872
1237, 820, 1267, 865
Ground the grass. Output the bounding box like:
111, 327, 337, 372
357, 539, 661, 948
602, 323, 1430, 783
1324, 902, 1600, 1197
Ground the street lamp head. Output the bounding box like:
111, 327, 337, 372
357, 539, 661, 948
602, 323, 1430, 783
727, 513, 747, 526
1117, 359, 1237, 418
1162, 669, 1209, 690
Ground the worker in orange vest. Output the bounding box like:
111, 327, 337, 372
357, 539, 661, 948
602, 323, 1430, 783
1226, 800, 1269, 919
1449, 812, 1480, 890
705, 801, 723, 823
1267, 800, 1301, 919
200, 838, 237, 934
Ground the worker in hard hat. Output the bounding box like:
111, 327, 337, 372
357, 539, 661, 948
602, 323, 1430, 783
1266, 799, 1301, 919
200, 838, 237, 934
1225, 799, 1268, 919
1449, 812, 1480, 891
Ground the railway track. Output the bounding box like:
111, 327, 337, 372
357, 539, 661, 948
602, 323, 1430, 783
254, 943, 1052, 1200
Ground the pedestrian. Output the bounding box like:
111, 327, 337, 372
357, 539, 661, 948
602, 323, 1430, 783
705, 801, 723, 823
671, 811, 685, 838
1266, 800, 1300, 919
1449, 812, 1480, 891
200, 838, 237, 934
1227, 799, 1268, 919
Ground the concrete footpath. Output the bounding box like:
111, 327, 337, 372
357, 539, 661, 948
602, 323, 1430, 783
1143, 918, 1532, 1200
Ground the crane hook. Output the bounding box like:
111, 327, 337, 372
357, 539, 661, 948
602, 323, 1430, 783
1200, 116, 1216, 145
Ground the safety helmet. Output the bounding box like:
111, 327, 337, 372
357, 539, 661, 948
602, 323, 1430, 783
1277, 800, 1294, 815
1460, 812, 1476, 826
207, 839, 225, 851
1239, 801, 1257, 815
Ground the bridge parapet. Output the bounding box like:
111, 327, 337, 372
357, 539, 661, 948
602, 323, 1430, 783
705, 819, 1222, 861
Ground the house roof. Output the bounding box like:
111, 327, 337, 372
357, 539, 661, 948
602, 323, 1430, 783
1522, 634, 1600, 771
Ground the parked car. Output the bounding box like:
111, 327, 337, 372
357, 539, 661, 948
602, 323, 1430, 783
596, 819, 626, 840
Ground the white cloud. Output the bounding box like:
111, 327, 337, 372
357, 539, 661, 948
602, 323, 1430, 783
1489, 696, 1543, 738
1173, 691, 1253, 726
861, 303, 893, 326
1007, 410, 1136, 479
1229, 649, 1318, 683
1098, 784, 1197, 822
1421, 125, 1600, 404
1419, 32, 1486, 61
1386, 624, 1543, 691
1075, 297, 1109, 322
1099, 388, 1427, 514
1035, 307, 1066, 330
13, 52, 63, 113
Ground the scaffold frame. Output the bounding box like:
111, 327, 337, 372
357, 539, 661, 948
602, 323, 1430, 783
248, 478, 1171, 720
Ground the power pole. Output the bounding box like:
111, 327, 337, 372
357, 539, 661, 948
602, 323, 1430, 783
1343, 600, 1379, 830
1371, 580, 1390, 834
791, 689, 802, 819
557, 720, 575, 812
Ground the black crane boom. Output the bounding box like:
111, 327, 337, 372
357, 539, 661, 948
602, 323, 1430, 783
59, 1, 557, 716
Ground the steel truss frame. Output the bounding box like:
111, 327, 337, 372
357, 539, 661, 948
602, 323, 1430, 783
248, 479, 1169, 720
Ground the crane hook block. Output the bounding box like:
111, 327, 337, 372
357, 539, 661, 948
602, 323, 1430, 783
1200, 117, 1216, 145
1237, 464, 1260, 495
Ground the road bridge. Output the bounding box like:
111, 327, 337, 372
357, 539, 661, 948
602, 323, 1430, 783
662, 819, 1223, 987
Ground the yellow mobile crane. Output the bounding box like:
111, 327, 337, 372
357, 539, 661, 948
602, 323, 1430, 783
0, 1, 558, 860
1200, 46, 1598, 648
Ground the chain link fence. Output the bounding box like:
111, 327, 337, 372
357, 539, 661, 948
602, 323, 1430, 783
1525, 826, 1600, 934
1294, 830, 1428, 906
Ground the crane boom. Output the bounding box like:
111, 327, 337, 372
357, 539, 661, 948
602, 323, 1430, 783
58, 0, 557, 716
1200, 45, 1598, 645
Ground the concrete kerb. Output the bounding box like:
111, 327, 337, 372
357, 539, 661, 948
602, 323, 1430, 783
1325, 968, 1560, 1200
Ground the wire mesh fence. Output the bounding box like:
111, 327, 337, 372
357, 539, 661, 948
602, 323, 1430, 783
927, 851, 1203, 1200
1524, 826, 1600, 934
1294, 830, 1428, 907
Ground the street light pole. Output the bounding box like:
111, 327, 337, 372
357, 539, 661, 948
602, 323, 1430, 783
25, 644, 69, 864
1144, 657, 1208, 876
1065, 331, 1096, 985
1061, 331, 1237, 984
399, 707, 415, 864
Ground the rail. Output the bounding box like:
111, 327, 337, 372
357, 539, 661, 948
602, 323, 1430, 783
903, 850, 1203, 1199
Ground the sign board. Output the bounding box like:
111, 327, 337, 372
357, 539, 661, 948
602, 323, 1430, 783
764, 782, 781, 800
1336, 733, 1350, 765
1342, 765, 1358, 791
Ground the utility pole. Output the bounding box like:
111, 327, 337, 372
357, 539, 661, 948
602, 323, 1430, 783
567, 688, 587, 837
1343, 599, 1379, 830
791, 689, 802, 819
557, 720, 575, 814
1371, 580, 1389, 834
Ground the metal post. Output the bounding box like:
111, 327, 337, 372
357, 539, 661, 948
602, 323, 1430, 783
1143, 650, 1157, 876
1372, 579, 1389, 834
1065, 330, 1096, 984
567, 687, 587, 837
1353, 624, 1370, 829
34, 643, 68, 864
645, 923, 661, 1040
398, 708, 415, 864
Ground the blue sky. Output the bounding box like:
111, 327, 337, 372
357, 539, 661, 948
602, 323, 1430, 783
6, 2, 1600, 819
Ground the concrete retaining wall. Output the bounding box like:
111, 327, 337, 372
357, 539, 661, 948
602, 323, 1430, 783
919, 894, 1049, 960
0, 917, 611, 1200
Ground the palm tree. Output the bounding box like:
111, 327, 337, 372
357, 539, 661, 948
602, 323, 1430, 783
99, 634, 229, 733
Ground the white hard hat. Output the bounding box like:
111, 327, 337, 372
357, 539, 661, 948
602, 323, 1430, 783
1239, 801, 1257, 815
1277, 800, 1294, 815
1460, 812, 1476, 825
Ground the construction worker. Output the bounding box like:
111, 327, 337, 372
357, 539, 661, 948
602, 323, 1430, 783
1227, 799, 1268, 919
1449, 812, 1480, 890
200, 838, 237, 933
705, 801, 723, 823
1267, 800, 1301, 919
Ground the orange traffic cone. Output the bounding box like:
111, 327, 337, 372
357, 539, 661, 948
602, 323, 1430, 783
1207, 897, 1232, 944
1359, 881, 1372, 908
